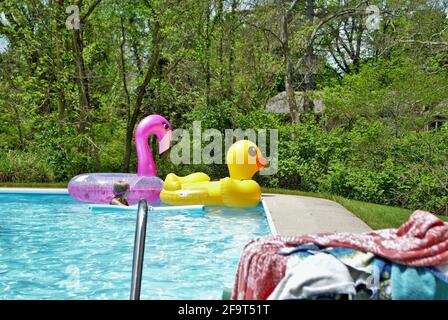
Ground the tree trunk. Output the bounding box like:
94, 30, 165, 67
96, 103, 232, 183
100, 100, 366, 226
72, 28, 91, 134
204, 1, 211, 107
217, 0, 224, 95
303, 0, 316, 115
119, 17, 132, 172
279, 0, 301, 123
226, 0, 238, 98
119, 17, 131, 120
353, 18, 364, 73
55, 0, 66, 123
281, 15, 300, 123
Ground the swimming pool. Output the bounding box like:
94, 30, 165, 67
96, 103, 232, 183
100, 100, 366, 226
0, 190, 272, 299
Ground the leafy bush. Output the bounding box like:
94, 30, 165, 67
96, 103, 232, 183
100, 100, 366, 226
186, 100, 238, 131
27, 122, 94, 181
0, 150, 54, 182
239, 115, 446, 212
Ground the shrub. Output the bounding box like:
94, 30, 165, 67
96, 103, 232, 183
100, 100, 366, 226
186, 100, 238, 131
26, 116, 104, 181
0, 150, 55, 182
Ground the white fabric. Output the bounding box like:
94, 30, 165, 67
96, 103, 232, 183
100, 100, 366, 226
268, 252, 357, 300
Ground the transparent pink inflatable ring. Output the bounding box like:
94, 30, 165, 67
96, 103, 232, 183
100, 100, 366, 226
68, 115, 172, 204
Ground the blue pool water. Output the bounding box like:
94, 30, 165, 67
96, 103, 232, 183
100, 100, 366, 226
0, 193, 270, 299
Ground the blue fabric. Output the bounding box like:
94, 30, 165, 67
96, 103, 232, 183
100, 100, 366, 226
370, 258, 389, 299
391, 264, 448, 300
428, 266, 448, 283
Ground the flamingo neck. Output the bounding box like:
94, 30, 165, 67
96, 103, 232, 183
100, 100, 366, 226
136, 132, 156, 177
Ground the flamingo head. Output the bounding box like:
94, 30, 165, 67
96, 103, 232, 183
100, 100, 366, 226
135, 114, 173, 155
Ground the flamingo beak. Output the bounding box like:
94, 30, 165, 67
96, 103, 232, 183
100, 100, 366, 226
159, 130, 172, 154
256, 153, 267, 169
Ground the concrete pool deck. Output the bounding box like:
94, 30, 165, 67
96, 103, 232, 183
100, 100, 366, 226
262, 193, 371, 236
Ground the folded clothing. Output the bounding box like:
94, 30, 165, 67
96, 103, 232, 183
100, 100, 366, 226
267, 244, 448, 300
232, 210, 448, 300
269, 245, 390, 300
268, 252, 359, 300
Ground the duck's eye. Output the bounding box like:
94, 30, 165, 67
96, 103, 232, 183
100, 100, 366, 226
248, 146, 257, 157
163, 123, 169, 130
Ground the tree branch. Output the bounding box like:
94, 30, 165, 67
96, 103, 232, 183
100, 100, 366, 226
398, 39, 448, 47
285, 0, 301, 22
245, 21, 284, 47
328, 47, 349, 74
308, 2, 367, 48
134, 21, 161, 116
81, 0, 103, 23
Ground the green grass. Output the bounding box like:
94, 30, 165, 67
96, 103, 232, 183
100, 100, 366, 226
263, 188, 448, 230
0, 182, 68, 188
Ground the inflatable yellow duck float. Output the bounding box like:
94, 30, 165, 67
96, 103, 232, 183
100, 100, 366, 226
160, 140, 267, 207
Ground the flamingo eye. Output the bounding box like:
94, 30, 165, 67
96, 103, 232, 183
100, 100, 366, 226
248, 146, 256, 157
163, 123, 169, 130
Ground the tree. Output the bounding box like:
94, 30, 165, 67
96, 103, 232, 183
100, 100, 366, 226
123, 16, 161, 172
71, 0, 103, 134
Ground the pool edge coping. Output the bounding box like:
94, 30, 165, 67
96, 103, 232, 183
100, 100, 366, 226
0, 187, 69, 194
261, 198, 278, 236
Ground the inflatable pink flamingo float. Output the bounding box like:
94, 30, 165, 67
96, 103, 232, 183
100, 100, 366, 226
68, 115, 172, 204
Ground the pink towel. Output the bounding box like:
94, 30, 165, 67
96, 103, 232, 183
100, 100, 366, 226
232, 210, 448, 300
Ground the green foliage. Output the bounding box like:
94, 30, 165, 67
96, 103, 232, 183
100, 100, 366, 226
274, 121, 348, 190
234, 109, 286, 130
186, 100, 237, 131
323, 59, 448, 132
257, 117, 447, 212
0, 150, 54, 183
25, 116, 100, 181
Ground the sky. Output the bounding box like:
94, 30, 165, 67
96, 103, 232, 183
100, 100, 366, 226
0, 37, 7, 53
0, 12, 8, 53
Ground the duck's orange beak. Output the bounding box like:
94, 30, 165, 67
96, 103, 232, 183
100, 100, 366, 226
256, 153, 267, 169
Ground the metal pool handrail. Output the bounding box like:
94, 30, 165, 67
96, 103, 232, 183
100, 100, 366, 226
130, 199, 150, 300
